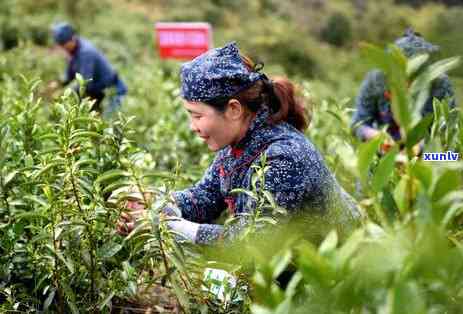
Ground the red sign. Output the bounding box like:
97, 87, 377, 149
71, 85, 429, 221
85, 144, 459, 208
155, 22, 212, 60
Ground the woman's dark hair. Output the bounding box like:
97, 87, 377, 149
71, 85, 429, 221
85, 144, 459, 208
206, 55, 310, 132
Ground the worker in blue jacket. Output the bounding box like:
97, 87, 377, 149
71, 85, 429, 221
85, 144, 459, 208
116, 42, 361, 245
51, 22, 127, 116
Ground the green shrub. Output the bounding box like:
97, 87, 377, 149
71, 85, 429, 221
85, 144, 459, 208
0, 1, 462, 313
428, 7, 463, 77
0, 21, 21, 50
320, 12, 352, 47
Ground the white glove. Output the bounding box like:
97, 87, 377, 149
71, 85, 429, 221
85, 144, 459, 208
166, 217, 199, 243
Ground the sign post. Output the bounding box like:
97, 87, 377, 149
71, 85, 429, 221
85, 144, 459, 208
155, 22, 212, 60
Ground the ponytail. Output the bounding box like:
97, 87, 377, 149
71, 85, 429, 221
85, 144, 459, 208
263, 76, 309, 131
228, 56, 310, 131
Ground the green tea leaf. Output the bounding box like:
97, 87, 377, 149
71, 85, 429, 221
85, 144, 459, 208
272, 249, 292, 279
394, 176, 410, 214
319, 230, 338, 256
95, 169, 130, 185
372, 147, 398, 192
406, 54, 429, 76
98, 242, 123, 259
405, 114, 433, 149
411, 162, 433, 191
357, 134, 383, 186
432, 169, 461, 202
43, 288, 56, 310
99, 291, 115, 310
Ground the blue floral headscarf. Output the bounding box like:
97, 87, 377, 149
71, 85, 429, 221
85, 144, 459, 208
394, 28, 439, 58
180, 42, 264, 102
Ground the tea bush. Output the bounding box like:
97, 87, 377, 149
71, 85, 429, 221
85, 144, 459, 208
0, 1, 462, 313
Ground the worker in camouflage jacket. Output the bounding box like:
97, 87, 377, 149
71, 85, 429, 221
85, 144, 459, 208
351, 29, 456, 142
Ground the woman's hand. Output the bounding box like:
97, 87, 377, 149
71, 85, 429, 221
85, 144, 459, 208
116, 211, 136, 235
108, 185, 184, 236
108, 186, 152, 235
116, 201, 147, 235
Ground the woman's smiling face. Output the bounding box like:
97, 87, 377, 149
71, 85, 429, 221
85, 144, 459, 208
183, 100, 252, 152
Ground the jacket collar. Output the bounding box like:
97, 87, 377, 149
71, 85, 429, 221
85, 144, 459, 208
225, 107, 275, 160
69, 37, 81, 57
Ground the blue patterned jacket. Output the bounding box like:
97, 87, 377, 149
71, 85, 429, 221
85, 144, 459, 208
351, 70, 455, 141
172, 108, 361, 244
